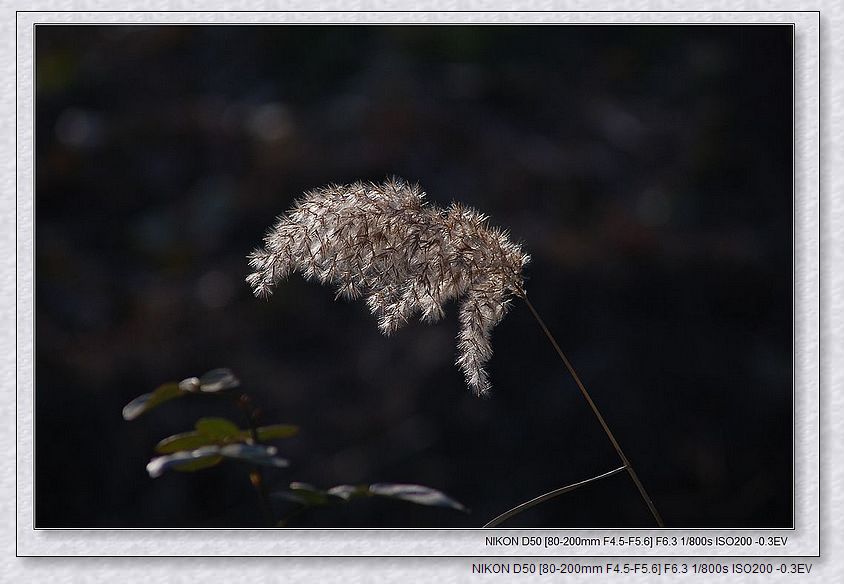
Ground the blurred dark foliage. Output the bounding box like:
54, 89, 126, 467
34, 25, 792, 528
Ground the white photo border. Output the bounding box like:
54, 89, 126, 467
8, 6, 824, 568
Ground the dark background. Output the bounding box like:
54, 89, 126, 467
35, 25, 792, 528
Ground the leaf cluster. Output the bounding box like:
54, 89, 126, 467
123, 368, 467, 525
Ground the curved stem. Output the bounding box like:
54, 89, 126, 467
484, 465, 627, 528
523, 296, 665, 527
277, 503, 311, 527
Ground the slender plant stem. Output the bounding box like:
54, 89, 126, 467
277, 503, 311, 527
522, 296, 665, 527
484, 465, 627, 528
236, 394, 276, 527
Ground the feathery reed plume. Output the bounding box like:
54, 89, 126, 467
246, 178, 530, 396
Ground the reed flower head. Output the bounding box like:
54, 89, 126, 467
246, 179, 530, 396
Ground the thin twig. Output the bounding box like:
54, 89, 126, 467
277, 504, 311, 527
237, 394, 276, 527
523, 296, 665, 527
484, 466, 627, 528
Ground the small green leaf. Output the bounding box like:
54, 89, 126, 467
272, 482, 465, 512
278, 482, 332, 506
123, 369, 240, 421
369, 483, 467, 512
220, 443, 289, 468
178, 376, 201, 392
146, 446, 223, 478
122, 383, 185, 421
195, 417, 241, 440
170, 455, 224, 472
273, 491, 322, 506
155, 419, 295, 454
156, 418, 257, 453
146, 444, 287, 478
252, 424, 299, 441
155, 431, 217, 454
199, 368, 240, 392
326, 484, 371, 500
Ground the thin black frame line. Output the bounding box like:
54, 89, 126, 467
14, 3, 18, 560
29, 22, 800, 27
791, 19, 797, 538
816, 7, 824, 558
18, 18, 807, 549
20, 18, 802, 534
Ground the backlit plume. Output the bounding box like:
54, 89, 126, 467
246, 179, 529, 396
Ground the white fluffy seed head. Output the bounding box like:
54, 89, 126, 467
247, 178, 530, 396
